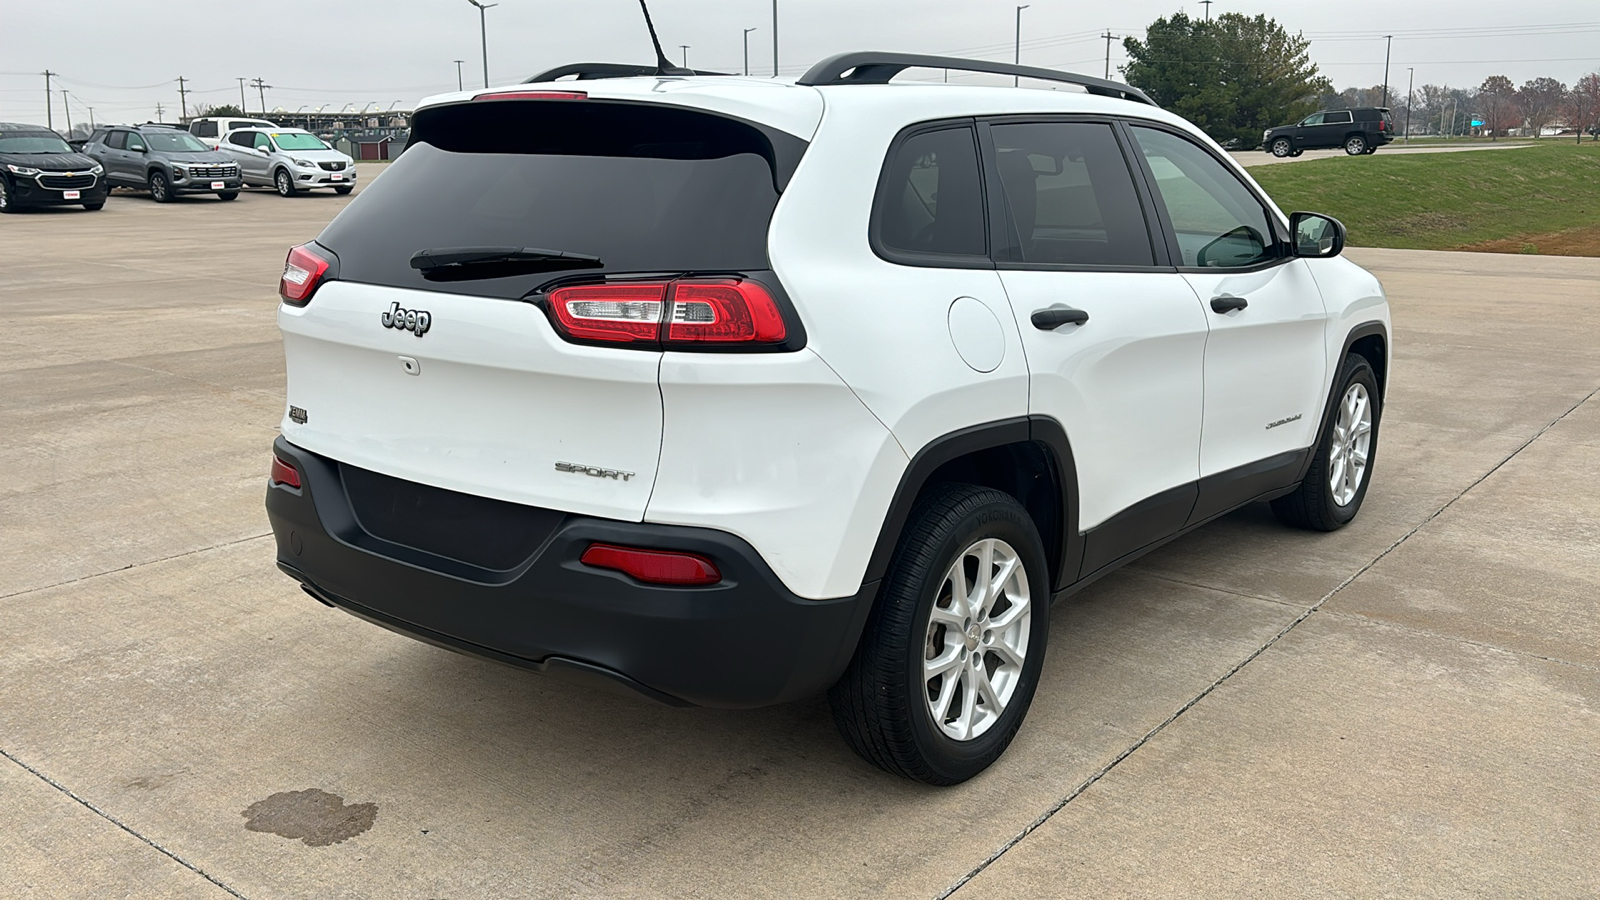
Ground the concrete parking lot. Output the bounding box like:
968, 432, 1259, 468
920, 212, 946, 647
3, 176, 1597, 898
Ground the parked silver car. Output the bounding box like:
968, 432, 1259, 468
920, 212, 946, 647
219, 127, 357, 196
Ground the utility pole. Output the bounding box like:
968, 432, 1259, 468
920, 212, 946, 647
177, 76, 190, 121
772, 0, 779, 78
251, 77, 270, 116
62, 90, 73, 137
743, 28, 757, 77
1200, 0, 1212, 21
237, 77, 248, 114
1381, 35, 1393, 109
1103, 31, 1116, 80
467, 0, 497, 89
43, 71, 57, 132
680, 45, 690, 68
87, 107, 95, 129
155, 102, 165, 123
454, 60, 465, 91
1405, 67, 1414, 142
1014, 5, 1030, 86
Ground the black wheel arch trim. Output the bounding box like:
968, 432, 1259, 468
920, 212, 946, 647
862, 416, 1083, 594
1295, 320, 1388, 484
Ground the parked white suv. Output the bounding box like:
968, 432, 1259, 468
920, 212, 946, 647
220, 127, 356, 195
266, 53, 1389, 784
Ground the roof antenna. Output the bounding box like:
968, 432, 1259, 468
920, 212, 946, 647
637, 0, 692, 76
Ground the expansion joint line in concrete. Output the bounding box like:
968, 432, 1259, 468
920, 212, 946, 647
0, 747, 250, 899
0, 533, 272, 603
938, 383, 1600, 899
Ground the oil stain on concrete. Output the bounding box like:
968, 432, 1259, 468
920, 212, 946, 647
242, 788, 378, 847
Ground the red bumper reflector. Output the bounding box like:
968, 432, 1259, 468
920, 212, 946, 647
580, 543, 722, 586
270, 454, 302, 489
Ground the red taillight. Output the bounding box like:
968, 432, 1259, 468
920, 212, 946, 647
580, 543, 722, 586
280, 243, 332, 305
668, 280, 788, 344
548, 283, 668, 343
472, 90, 587, 101
269, 453, 301, 489
545, 278, 787, 347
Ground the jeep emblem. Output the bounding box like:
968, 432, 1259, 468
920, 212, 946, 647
381, 302, 432, 336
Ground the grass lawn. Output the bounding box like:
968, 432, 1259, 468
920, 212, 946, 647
1248, 141, 1600, 256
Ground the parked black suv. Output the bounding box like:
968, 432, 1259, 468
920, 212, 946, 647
1263, 108, 1394, 157
82, 124, 242, 202
0, 123, 109, 213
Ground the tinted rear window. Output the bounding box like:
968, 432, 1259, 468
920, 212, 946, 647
317, 100, 807, 300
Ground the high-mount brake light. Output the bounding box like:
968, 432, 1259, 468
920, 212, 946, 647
472, 90, 588, 101
545, 278, 787, 347
580, 543, 722, 586
280, 243, 332, 305
269, 453, 301, 489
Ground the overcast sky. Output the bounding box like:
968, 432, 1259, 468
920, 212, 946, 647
3, 0, 1597, 126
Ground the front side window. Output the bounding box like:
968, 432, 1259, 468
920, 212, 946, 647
874, 126, 987, 260
253, 133, 272, 151
990, 122, 1153, 267
125, 133, 147, 152
1300, 113, 1325, 127
1129, 126, 1276, 269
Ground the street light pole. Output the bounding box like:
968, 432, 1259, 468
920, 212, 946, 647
680, 45, 690, 68
1014, 5, 1030, 86
772, 0, 779, 77
1381, 35, 1393, 109
454, 59, 465, 91
467, 0, 498, 89
1405, 67, 1414, 143
743, 28, 757, 77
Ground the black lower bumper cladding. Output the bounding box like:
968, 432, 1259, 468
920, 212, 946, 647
265, 437, 876, 709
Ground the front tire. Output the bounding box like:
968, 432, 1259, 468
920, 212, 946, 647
83, 201, 105, 211
334, 186, 353, 195
829, 484, 1050, 785
217, 191, 239, 201
1272, 354, 1381, 531
148, 171, 173, 202
1270, 137, 1293, 157
1344, 135, 1368, 156
0, 179, 17, 213
274, 168, 297, 197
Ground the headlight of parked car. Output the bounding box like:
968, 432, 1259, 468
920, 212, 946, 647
6, 164, 40, 176
172, 166, 187, 178
90, 164, 104, 175
293, 158, 314, 168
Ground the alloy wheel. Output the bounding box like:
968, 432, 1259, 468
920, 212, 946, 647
923, 537, 1032, 741
1329, 382, 1373, 506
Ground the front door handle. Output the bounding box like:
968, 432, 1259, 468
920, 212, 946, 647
1210, 295, 1249, 314
1031, 306, 1089, 329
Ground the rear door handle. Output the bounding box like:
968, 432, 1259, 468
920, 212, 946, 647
1031, 306, 1089, 329
1210, 295, 1249, 314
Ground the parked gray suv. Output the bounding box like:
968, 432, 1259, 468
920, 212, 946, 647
219, 127, 357, 196
82, 124, 242, 202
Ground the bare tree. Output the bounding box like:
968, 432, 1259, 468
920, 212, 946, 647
1567, 73, 1600, 142
1516, 77, 1566, 138
1478, 75, 1517, 138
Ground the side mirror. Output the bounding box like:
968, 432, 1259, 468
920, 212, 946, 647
1290, 212, 1346, 258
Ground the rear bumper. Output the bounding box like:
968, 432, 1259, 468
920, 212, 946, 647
265, 437, 875, 708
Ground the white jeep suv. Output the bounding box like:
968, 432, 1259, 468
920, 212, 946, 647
266, 53, 1389, 785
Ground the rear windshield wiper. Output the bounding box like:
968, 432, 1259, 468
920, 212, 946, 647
409, 246, 603, 281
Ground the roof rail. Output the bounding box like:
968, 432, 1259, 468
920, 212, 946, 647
525, 62, 729, 83
796, 52, 1156, 106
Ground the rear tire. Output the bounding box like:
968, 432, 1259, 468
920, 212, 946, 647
217, 191, 239, 201
148, 171, 172, 202
1272, 354, 1381, 531
1270, 138, 1293, 157
1344, 135, 1368, 155
274, 168, 297, 197
829, 484, 1050, 785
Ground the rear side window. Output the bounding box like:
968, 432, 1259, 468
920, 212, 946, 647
990, 122, 1153, 267
1325, 111, 1353, 125
193, 121, 217, 138
317, 100, 807, 300
106, 131, 126, 150
873, 126, 988, 262
228, 131, 255, 148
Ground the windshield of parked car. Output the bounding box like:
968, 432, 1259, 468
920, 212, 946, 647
272, 132, 329, 151
0, 134, 73, 154
145, 131, 211, 152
